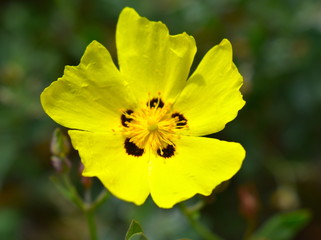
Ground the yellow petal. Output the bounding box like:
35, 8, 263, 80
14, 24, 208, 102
69, 130, 150, 205
41, 41, 135, 132
149, 135, 245, 208
116, 7, 196, 102
174, 39, 245, 136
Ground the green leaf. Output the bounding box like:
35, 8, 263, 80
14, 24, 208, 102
125, 220, 147, 240
251, 209, 311, 240
128, 233, 148, 240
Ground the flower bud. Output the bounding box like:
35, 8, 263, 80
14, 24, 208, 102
238, 184, 260, 220
50, 128, 70, 157
51, 155, 71, 173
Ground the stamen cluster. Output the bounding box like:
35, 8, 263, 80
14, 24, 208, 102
121, 97, 187, 158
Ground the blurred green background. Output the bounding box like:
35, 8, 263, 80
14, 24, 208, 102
1, 0, 321, 239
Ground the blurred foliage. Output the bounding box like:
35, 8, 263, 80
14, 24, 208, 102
250, 210, 311, 240
1, 0, 321, 239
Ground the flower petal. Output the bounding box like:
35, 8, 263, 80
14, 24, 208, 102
69, 130, 150, 205
41, 41, 135, 132
116, 7, 196, 102
149, 136, 245, 208
174, 39, 245, 136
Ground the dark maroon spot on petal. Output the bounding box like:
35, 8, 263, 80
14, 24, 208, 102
171, 113, 187, 127
121, 110, 134, 127
148, 98, 164, 108
124, 138, 144, 157
157, 144, 175, 158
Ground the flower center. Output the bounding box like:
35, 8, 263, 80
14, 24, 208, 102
121, 97, 187, 158
147, 121, 158, 131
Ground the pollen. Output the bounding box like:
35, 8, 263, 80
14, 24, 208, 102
121, 97, 187, 157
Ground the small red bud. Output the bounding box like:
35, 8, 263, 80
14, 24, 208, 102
78, 163, 92, 189
238, 184, 260, 220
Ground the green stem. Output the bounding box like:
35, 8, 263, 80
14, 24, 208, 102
243, 218, 256, 240
178, 203, 224, 240
83, 189, 109, 240
51, 173, 110, 240
63, 174, 85, 209
92, 189, 110, 209
84, 206, 98, 240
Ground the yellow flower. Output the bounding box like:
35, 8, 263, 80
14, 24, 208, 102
41, 7, 246, 208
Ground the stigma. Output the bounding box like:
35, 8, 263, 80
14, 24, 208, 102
121, 97, 187, 158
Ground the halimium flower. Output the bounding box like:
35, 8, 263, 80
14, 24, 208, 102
41, 7, 245, 208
